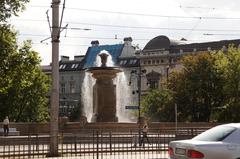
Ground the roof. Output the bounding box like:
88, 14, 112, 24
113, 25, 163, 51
83, 44, 124, 69
143, 35, 183, 50
59, 60, 84, 72
143, 35, 240, 53
171, 39, 240, 53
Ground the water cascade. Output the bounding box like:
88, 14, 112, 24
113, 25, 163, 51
82, 50, 132, 122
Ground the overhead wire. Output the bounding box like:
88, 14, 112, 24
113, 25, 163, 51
20, 33, 240, 43
62, 7, 240, 20
14, 3, 240, 47
15, 4, 240, 20
62, 22, 240, 32
28, 4, 240, 12
12, 18, 240, 34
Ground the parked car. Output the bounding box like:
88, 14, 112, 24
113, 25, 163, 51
168, 123, 240, 159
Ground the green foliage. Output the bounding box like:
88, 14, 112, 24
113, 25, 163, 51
168, 52, 225, 122
0, 25, 50, 122
0, 0, 30, 22
0, 0, 49, 122
213, 47, 240, 122
142, 89, 175, 122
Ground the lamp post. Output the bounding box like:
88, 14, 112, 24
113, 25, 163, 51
129, 67, 146, 145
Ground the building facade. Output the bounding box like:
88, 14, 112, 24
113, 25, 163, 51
42, 35, 240, 121
140, 35, 240, 93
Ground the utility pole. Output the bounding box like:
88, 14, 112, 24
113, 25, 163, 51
49, 0, 60, 157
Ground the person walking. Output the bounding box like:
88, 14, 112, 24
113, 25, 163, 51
3, 116, 9, 136
140, 124, 151, 146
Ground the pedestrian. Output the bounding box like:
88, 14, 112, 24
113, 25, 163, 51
3, 116, 9, 136
140, 124, 151, 146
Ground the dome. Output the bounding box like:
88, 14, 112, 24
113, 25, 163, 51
143, 35, 180, 51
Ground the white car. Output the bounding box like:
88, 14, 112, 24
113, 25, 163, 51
168, 123, 240, 159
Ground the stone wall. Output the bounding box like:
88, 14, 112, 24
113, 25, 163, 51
0, 123, 50, 135
0, 122, 220, 135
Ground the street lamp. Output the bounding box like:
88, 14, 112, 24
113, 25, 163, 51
129, 69, 146, 122
129, 67, 146, 146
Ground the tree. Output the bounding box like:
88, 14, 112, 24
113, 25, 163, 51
0, 0, 30, 22
168, 52, 225, 122
214, 47, 240, 122
0, 26, 50, 122
142, 89, 175, 122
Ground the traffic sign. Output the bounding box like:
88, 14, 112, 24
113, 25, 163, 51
125, 106, 140, 110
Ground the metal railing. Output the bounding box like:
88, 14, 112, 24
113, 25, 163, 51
0, 128, 208, 159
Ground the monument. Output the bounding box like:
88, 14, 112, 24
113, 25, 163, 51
86, 51, 122, 122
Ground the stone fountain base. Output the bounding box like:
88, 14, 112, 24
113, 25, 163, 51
91, 79, 118, 122
87, 67, 122, 122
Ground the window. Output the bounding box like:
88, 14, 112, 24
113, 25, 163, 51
59, 64, 66, 69
193, 126, 236, 142
132, 59, 137, 64
148, 80, 159, 89
60, 83, 66, 94
120, 60, 127, 65
70, 82, 75, 93
71, 63, 79, 69
71, 64, 76, 68
60, 64, 66, 69
129, 60, 133, 65
146, 71, 161, 89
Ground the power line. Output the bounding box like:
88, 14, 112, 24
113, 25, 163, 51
64, 7, 240, 20
20, 33, 148, 40
20, 33, 240, 43
12, 18, 240, 32
180, 5, 216, 10
28, 4, 240, 12
22, 5, 240, 20
32, 42, 89, 46
203, 33, 240, 36
65, 22, 240, 32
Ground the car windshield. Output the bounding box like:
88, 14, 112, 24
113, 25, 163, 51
192, 126, 236, 142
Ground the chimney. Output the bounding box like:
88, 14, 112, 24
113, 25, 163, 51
61, 56, 69, 61
91, 40, 99, 47
123, 37, 133, 46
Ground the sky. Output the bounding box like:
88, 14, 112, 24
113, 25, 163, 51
9, 0, 240, 65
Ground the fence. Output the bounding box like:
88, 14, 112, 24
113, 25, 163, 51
0, 127, 208, 159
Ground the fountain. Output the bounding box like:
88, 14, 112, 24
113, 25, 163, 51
86, 51, 122, 122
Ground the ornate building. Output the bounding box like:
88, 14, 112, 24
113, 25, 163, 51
140, 35, 240, 93
42, 35, 240, 120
